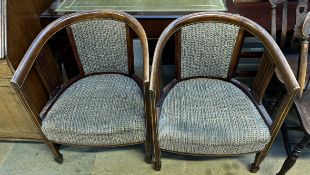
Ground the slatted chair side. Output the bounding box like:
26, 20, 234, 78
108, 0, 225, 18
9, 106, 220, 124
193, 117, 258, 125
251, 51, 276, 104
34, 46, 63, 99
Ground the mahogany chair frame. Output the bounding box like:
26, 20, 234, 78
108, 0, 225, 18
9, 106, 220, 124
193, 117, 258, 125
10, 10, 151, 163
149, 12, 299, 172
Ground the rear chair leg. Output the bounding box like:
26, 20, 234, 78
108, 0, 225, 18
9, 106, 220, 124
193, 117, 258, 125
54, 154, 64, 164
276, 135, 310, 175
154, 155, 161, 171
144, 87, 152, 164
153, 140, 161, 171
45, 141, 63, 163
250, 151, 267, 173
144, 134, 152, 164
145, 111, 152, 164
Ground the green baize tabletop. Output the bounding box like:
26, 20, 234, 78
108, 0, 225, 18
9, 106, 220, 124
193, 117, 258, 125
56, 0, 226, 12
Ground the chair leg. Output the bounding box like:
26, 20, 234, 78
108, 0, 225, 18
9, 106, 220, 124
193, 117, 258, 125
276, 135, 310, 175
251, 91, 295, 173
250, 153, 262, 173
144, 132, 152, 164
281, 123, 292, 156
250, 150, 269, 173
45, 141, 63, 163
144, 88, 152, 164
153, 139, 161, 171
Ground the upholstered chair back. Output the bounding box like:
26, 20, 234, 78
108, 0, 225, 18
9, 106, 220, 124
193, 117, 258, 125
70, 19, 128, 74
180, 22, 240, 79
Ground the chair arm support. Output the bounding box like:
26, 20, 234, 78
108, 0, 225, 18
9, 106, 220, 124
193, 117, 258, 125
239, 16, 300, 96
266, 90, 298, 152
143, 82, 151, 123
10, 81, 43, 127
149, 90, 159, 143
256, 90, 298, 159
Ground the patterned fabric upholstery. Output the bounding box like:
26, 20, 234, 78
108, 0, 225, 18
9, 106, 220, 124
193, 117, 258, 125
42, 74, 145, 145
71, 20, 128, 74
181, 22, 239, 79
159, 79, 270, 155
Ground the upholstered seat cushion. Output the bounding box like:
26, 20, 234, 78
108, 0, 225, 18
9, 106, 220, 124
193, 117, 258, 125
159, 79, 270, 155
42, 74, 145, 145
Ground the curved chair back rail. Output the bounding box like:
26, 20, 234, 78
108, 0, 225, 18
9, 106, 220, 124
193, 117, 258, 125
149, 12, 299, 171
11, 10, 149, 88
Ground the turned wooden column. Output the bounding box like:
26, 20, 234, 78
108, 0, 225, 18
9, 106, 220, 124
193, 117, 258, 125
277, 135, 310, 175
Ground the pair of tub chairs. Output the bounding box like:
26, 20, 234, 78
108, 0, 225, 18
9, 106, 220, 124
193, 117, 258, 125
11, 10, 301, 172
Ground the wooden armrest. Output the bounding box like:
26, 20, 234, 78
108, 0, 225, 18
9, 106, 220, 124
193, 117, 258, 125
240, 18, 299, 95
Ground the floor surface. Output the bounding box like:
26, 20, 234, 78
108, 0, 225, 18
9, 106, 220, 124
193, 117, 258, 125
0, 132, 310, 175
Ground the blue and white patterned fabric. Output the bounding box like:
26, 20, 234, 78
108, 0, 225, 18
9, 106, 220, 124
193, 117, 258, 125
181, 22, 239, 79
158, 78, 270, 155
42, 74, 145, 145
71, 19, 128, 74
